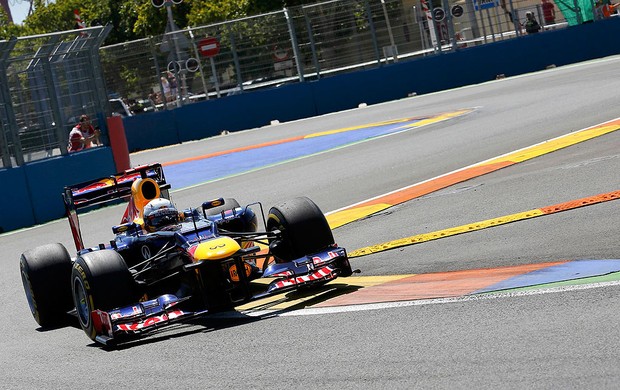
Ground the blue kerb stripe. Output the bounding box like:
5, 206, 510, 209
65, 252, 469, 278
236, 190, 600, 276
165, 119, 424, 189
472, 260, 620, 294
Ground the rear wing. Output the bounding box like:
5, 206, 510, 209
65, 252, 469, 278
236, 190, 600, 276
63, 163, 171, 252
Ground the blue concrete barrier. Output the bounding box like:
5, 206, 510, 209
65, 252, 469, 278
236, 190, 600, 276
123, 110, 180, 152
175, 82, 317, 143
0, 166, 35, 233
22, 147, 116, 225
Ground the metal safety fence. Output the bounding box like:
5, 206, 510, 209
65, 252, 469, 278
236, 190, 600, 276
100, 0, 577, 116
2, 0, 599, 168
0, 25, 111, 168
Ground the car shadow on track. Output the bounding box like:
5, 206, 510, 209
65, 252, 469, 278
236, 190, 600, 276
34, 312, 81, 333
31, 283, 362, 349
94, 283, 362, 350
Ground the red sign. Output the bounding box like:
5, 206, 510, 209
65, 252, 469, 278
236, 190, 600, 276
273, 45, 290, 62
198, 37, 220, 58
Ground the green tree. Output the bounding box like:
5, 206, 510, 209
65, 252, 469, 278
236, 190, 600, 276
6, 0, 315, 43
0, 6, 25, 39
22, 0, 84, 35
186, 0, 252, 26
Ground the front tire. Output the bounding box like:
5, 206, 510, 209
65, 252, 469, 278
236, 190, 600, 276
20, 243, 73, 327
267, 197, 335, 262
71, 250, 135, 340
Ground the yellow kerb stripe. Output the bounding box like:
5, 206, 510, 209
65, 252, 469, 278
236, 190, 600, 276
348, 209, 544, 257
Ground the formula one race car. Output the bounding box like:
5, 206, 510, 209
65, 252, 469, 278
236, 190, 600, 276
20, 163, 353, 346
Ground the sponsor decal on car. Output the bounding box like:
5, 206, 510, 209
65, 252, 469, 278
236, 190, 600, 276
229, 263, 253, 282
269, 265, 337, 292
115, 310, 185, 332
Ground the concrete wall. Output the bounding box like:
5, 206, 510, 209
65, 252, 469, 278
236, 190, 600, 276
2, 18, 620, 233
123, 82, 318, 152
0, 147, 115, 233
0, 166, 35, 233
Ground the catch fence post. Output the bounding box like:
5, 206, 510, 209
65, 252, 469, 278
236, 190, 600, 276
284, 8, 305, 82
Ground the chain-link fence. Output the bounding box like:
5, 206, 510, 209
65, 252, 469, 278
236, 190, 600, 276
0, 25, 111, 168
1, 0, 598, 168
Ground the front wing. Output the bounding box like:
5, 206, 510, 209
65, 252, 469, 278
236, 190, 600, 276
90, 246, 352, 346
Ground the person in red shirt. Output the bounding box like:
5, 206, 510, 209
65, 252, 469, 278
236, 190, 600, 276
542, 0, 556, 25
68, 115, 100, 152
601, 0, 615, 18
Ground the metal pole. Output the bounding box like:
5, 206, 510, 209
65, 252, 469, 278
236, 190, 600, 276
508, 0, 520, 36
479, 7, 488, 43
442, 0, 456, 51
166, 3, 183, 107
89, 26, 113, 119
303, 10, 321, 79
210, 58, 221, 98
365, 0, 382, 64
431, 9, 443, 53
0, 37, 18, 167
32, 36, 69, 154
381, 0, 398, 61
35, 36, 68, 155
148, 36, 168, 110
494, 3, 505, 39
467, 0, 481, 40
284, 8, 305, 82
414, 5, 428, 53
228, 26, 244, 91
486, 9, 496, 42
188, 28, 209, 100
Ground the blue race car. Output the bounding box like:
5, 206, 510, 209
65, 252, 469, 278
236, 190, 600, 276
20, 163, 353, 346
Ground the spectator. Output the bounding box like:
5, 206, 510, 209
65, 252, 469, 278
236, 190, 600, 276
594, 0, 614, 19
68, 115, 100, 152
524, 12, 542, 34
601, 0, 614, 18
167, 71, 178, 102
161, 76, 171, 102
542, 0, 556, 25
148, 89, 158, 106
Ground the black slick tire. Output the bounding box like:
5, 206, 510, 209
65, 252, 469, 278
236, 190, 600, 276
267, 197, 335, 262
20, 243, 73, 327
71, 250, 135, 341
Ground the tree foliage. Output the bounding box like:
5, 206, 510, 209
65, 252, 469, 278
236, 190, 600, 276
1, 0, 310, 44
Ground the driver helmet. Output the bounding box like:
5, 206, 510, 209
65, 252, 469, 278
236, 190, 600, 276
143, 198, 179, 232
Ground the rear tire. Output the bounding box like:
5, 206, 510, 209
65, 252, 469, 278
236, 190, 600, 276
20, 243, 73, 327
267, 197, 335, 262
71, 250, 135, 340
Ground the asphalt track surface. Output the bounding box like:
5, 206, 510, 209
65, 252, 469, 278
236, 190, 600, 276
2, 56, 620, 389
